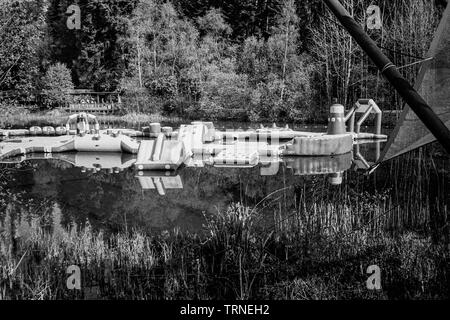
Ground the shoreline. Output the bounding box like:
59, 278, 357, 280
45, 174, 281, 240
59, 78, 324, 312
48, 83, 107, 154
0, 110, 183, 128
0, 103, 400, 130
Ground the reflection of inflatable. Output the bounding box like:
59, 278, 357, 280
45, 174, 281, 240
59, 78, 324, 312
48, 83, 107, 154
65, 152, 136, 172
284, 152, 353, 185
1, 148, 367, 195
1, 152, 137, 172
353, 140, 384, 170
136, 152, 355, 194
284, 153, 353, 176
135, 171, 183, 195
260, 158, 281, 176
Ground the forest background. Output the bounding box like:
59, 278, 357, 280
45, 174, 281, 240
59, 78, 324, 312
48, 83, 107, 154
0, 0, 447, 122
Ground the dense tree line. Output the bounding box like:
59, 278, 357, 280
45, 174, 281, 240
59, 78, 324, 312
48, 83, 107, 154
0, 0, 446, 122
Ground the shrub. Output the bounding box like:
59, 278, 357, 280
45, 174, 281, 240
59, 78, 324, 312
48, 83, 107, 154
191, 62, 251, 120
40, 63, 74, 109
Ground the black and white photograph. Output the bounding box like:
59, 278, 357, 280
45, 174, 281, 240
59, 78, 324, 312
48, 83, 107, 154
0, 0, 449, 310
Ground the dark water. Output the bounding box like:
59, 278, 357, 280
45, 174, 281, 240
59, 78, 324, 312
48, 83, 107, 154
1, 122, 448, 236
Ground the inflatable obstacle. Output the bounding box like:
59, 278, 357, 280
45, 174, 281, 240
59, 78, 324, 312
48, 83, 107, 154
211, 141, 282, 167
215, 123, 299, 142
177, 123, 209, 154
352, 132, 388, 141
0, 98, 388, 173
134, 133, 190, 171
184, 153, 214, 168
281, 104, 353, 156
0, 126, 146, 138
213, 149, 260, 167
282, 133, 354, 156
1, 152, 137, 173
0, 134, 139, 161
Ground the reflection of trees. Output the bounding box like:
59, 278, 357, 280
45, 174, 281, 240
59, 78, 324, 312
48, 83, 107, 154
2, 160, 300, 233
47, 159, 74, 171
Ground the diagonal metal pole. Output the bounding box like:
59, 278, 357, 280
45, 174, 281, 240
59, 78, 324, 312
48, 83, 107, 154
323, 0, 450, 155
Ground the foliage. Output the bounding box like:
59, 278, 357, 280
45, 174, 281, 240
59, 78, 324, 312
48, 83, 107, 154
0, 0, 48, 102
240, 0, 318, 122
0, 0, 445, 122
196, 8, 232, 37
40, 63, 74, 108
47, 0, 139, 91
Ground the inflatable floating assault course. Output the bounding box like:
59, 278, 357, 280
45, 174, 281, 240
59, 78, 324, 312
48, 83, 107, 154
1, 100, 387, 185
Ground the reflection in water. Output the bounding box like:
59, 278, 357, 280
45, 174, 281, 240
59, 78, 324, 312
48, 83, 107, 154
2, 152, 136, 172
2, 144, 448, 300
0, 138, 395, 233
2, 140, 383, 195
1, 125, 448, 300
136, 171, 184, 195
353, 140, 382, 170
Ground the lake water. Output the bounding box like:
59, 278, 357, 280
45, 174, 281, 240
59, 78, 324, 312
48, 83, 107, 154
1, 121, 450, 300
0, 122, 448, 238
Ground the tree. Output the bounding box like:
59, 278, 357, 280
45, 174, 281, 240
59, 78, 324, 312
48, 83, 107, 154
121, 0, 201, 113
270, 0, 299, 102
310, 0, 442, 111
0, 0, 48, 101
197, 8, 232, 37
238, 0, 316, 122
47, 0, 139, 91
191, 59, 251, 120
172, 0, 283, 39
41, 62, 74, 108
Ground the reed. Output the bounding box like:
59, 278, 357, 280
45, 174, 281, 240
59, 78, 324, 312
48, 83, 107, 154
0, 189, 448, 300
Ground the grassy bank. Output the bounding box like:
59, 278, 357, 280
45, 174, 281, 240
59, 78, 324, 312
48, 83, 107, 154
0, 104, 399, 129
0, 107, 182, 128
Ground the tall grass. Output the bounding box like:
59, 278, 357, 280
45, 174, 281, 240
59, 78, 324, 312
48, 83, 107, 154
0, 194, 448, 300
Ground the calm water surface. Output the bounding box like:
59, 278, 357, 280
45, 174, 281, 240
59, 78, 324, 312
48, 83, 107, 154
1, 121, 447, 235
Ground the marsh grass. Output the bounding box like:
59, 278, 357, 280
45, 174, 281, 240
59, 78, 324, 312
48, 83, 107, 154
0, 142, 449, 300
0, 190, 448, 300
